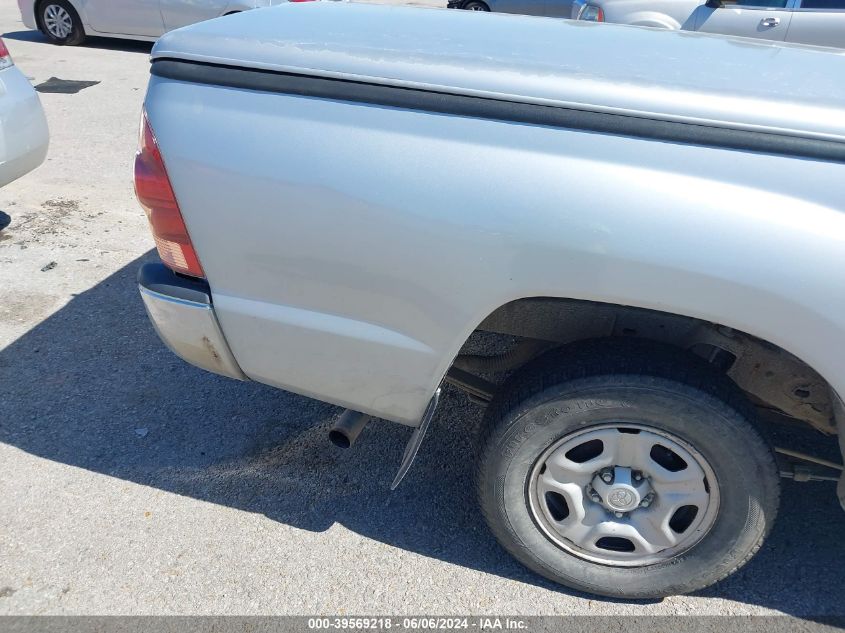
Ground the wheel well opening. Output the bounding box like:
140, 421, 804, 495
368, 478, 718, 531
34, 0, 47, 31
451, 297, 835, 435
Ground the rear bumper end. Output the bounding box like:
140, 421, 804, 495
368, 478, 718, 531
0, 65, 49, 188
17, 0, 38, 30
138, 263, 247, 381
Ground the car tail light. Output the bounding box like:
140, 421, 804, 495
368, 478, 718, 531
0, 38, 13, 70
134, 112, 205, 278
579, 5, 604, 21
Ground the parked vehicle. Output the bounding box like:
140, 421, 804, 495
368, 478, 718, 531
448, 0, 574, 18
573, 0, 845, 49
16, 0, 300, 46
136, 3, 845, 598
0, 38, 49, 188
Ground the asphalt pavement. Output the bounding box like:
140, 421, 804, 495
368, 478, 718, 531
1, 0, 844, 619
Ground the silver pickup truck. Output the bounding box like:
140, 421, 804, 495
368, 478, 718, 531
135, 3, 845, 599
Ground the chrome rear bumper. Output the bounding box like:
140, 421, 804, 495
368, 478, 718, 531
138, 263, 246, 381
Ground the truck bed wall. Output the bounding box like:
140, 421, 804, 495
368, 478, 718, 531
146, 75, 845, 425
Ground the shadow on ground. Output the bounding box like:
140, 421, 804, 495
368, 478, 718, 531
0, 253, 843, 618
2, 29, 153, 53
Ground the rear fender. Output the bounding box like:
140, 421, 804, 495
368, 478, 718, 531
145, 62, 845, 429
626, 11, 681, 28
58, 0, 92, 32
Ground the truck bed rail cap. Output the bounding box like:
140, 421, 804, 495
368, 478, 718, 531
151, 2, 845, 143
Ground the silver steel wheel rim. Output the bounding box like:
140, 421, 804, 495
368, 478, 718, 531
528, 423, 720, 567
44, 4, 73, 39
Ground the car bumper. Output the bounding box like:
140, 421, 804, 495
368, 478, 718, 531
0, 64, 49, 188
17, 0, 37, 30
138, 263, 247, 381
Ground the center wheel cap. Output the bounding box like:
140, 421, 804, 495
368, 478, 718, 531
591, 466, 650, 512
607, 487, 638, 511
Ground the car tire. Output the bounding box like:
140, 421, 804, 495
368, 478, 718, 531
463, 1, 491, 10
38, 0, 86, 46
476, 338, 780, 599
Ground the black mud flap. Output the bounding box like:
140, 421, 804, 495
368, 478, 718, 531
390, 387, 441, 490
834, 393, 845, 511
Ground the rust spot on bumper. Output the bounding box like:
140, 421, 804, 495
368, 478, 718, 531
201, 336, 222, 365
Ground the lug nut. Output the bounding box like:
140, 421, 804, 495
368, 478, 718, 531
633, 472, 643, 482
600, 471, 613, 484
614, 511, 625, 518
640, 494, 655, 508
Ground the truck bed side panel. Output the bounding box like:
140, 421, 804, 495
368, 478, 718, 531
146, 76, 845, 425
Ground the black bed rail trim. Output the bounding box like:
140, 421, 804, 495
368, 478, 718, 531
151, 57, 845, 163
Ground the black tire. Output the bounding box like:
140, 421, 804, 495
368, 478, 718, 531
38, 0, 86, 46
476, 338, 780, 599
463, 1, 491, 10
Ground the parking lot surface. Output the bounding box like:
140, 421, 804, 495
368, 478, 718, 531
1, 1, 844, 619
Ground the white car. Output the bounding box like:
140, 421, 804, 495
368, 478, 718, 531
0, 38, 48, 188
573, 0, 845, 49
16, 0, 302, 46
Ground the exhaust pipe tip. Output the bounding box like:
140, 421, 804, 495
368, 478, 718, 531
329, 429, 353, 449
328, 410, 371, 449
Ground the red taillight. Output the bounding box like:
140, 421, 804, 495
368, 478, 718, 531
134, 112, 204, 278
0, 38, 13, 68
578, 4, 604, 21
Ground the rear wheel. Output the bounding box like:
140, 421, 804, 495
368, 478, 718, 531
463, 1, 491, 10
38, 0, 85, 46
476, 339, 780, 598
